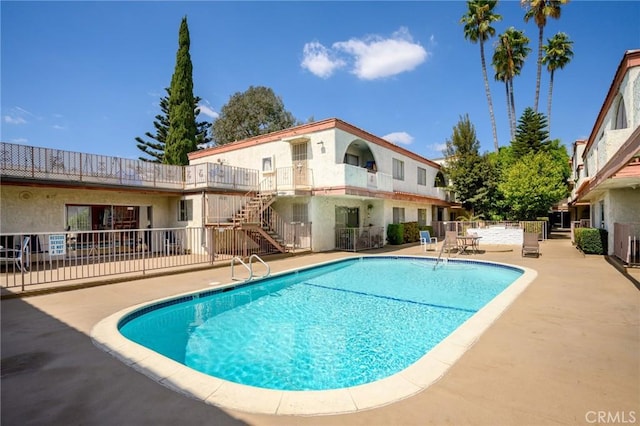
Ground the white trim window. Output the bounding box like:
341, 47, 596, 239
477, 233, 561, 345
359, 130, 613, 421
392, 207, 405, 224
417, 167, 427, 186
262, 156, 274, 172
392, 158, 404, 181
418, 208, 427, 226
178, 199, 193, 222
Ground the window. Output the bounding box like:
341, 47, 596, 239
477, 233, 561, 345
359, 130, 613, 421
599, 200, 605, 229
335, 206, 359, 228
66, 206, 91, 231
434, 171, 446, 187
418, 208, 427, 226
292, 203, 308, 223
178, 199, 193, 222
65, 205, 140, 231
614, 97, 627, 129
392, 158, 404, 180
262, 156, 273, 172
344, 153, 359, 166
417, 167, 427, 186
392, 207, 405, 224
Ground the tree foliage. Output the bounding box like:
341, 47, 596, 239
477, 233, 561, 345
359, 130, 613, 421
511, 107, 550, 159
212, 86, 296, 145
443, 115, 499, 215
492, 27, 531, 141
136, 88, 211, 163
522, 0, 568, 112
542, 31, 573, 133
164, 17, 198, 165
498, 151, 568, 220
460, 0, 502, 152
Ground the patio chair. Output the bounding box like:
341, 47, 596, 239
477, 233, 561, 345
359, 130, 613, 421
0, 236, 30, 271
419, 230, 438, 251
522, 232, 540, 257
442, 231, 459, 253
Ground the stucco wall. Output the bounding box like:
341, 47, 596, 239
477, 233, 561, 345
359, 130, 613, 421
468, 227, 524, 245
0, 185, 174, 234
606, 188, 640, 254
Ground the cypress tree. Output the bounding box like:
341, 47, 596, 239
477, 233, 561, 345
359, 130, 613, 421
164, 16, 197, 165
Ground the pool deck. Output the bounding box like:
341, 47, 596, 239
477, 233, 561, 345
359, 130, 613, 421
2, 232, 639, 425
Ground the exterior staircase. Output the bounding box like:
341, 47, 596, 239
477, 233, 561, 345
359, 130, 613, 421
231, 191, 288, 253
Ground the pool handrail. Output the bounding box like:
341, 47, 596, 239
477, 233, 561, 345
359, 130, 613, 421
230, 254, 270, 281
249, 254, 270, 279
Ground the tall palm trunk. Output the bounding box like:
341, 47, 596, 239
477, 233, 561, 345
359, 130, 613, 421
505, 82, 513, 141
534, 27, 544, 112
480, 41, 499, 152
509, 78, 517, 140
547, 69, 555, 133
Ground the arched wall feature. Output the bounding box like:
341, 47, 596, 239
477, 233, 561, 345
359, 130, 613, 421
342, 139, 377, 171
614, 96, 628, 130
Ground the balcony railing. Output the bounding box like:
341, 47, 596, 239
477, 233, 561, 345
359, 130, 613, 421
334, 226, 385, 252
0, 142, 258, 191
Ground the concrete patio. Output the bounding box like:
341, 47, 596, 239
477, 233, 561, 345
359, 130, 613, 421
1, 232, 638, 425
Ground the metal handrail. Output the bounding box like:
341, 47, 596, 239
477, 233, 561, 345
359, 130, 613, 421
231, 254, 270, 281
249, 254, 270, 278
231, 256, 252, 281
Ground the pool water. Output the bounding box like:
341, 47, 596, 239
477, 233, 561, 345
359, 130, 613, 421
119, 257, 522, 391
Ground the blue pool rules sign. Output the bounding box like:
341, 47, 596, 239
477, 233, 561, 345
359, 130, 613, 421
49, 234, 66, 256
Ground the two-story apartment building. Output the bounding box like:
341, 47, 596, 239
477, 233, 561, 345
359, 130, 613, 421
568, 49, 640, 258
1, 118, 453, 254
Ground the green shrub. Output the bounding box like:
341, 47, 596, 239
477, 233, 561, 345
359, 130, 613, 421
387, 223, 404, 245
575, 228, 608, 254
402, 221, 420, 243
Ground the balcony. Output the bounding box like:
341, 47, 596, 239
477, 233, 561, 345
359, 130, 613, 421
0, 142, 258, 192
314, 163, 393, 193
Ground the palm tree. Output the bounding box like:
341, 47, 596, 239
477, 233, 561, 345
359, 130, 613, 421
542, 32, 573, 133
492, 27, 531, 141
522, 0, 568, 113
461, 0, 503, 153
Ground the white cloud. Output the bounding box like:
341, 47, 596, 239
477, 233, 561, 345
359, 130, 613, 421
430, 143, 447, 153
197, 103, 218, 119
332, 27, 428, 80
4, 106, 36, 125
4, 115, 27, 124
10, 137, 28, 144
383, 131, 414, 145
52, 124, 66, 130
301, 41, 346, 79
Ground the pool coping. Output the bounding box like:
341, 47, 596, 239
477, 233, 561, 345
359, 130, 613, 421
90, 255, 537, 416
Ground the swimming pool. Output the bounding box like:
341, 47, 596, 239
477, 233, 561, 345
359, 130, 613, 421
92, 255, 536, 415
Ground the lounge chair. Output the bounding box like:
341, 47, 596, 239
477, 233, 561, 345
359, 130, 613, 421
442, 231, 460, 253
522, 232, 540, 257
0, 236, 31, 271
419, 230, 438, 251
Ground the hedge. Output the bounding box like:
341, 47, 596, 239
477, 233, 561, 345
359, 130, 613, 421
574, 228, 608, 254
387, 223, 404, 245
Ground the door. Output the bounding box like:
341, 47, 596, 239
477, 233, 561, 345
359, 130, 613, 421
291, 142, 309, 187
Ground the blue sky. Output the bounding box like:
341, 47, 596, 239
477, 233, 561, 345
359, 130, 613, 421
1, 1, 639, 161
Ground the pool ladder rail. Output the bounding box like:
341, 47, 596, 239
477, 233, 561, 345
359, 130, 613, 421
231, 254, 271, 281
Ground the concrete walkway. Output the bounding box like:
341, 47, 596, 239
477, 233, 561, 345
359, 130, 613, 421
2, 234, 638, 425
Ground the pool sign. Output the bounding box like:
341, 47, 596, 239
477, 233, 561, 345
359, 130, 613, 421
49, 234, 66, 256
